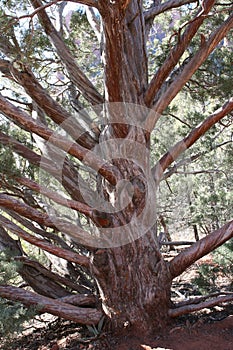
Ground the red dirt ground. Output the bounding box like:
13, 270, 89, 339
1, 255, 232, 349
1, 311, 232, 350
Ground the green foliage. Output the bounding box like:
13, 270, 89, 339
0, 250, 20, 285
0, 298, 38, 337
0, 145, 21, 180
0, 251, 39, 338
193, 241, 233, 294
213, 240, 233, 282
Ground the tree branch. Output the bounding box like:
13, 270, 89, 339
0, 130, 96, 203
163, 140, 232, 180
86, 7, 101, 43
0, 60, 97, 149
169, 220, 233, 279
0, 213, 90, 267
0, 285, 102, 325
151, 12, 233, 117
15, 256, 92, 295
0, 94, 120, 185
3, 209, 75, 251
68, 0, 98, 7
169, 293, 233, 317
144, 0, 197, 20
17, 177, 93, 217
30, 0, 103, 105
152, 98, 233, 179
0, 192, 95, 246
144, 0, 215, 108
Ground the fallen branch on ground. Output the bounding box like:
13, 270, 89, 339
169, 293, 233, 317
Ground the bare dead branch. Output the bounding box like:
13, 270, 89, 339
0, 285, 102, 325
169, 294, 233, 317
152, 98, 233, 179
0, 213, 90, 267
161, 241, 195, 246
151, 12, 233, 117
0, 94, 120, 185
169, 220, 233, 279
144, 0, 216, 108
144, 0, 197, 20
30, 0, 102, 105
174, 291, 233, 307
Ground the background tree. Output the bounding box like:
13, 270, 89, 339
0, 0, 232, 337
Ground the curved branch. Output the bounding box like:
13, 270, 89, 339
0, 94, 120, 185
152, 98, 233, 179
144, 0, 197, 20
144, 0, 215, 107
30, 0, 103, 105
0, 285, 102, 325
169, 220, 233, 279
3, 209, 74, 250
0, 213, 90, 267
151, 12, 233, 117
169, 293, 233, 317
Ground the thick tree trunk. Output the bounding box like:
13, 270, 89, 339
92, 231, 172, 335
91, 1, 173, 335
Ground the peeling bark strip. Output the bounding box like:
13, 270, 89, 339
99, 0, 148, 104
169, 220, 233, 278
0, 285, 102, 325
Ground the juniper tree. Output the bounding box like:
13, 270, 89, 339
0, 0, 232, 336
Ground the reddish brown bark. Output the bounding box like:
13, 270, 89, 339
0, 94, 119, 185
92, 231, 173, 334
169, 294, 233, 317
151, 12, 233, 117
144, 0, 216, 107
169, 220, 233, 278
31, 0, 103, 105
0, 0, 232, 335
0, 213, 90, 267
152, 98, 233, 178
0, 285, 102, 325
